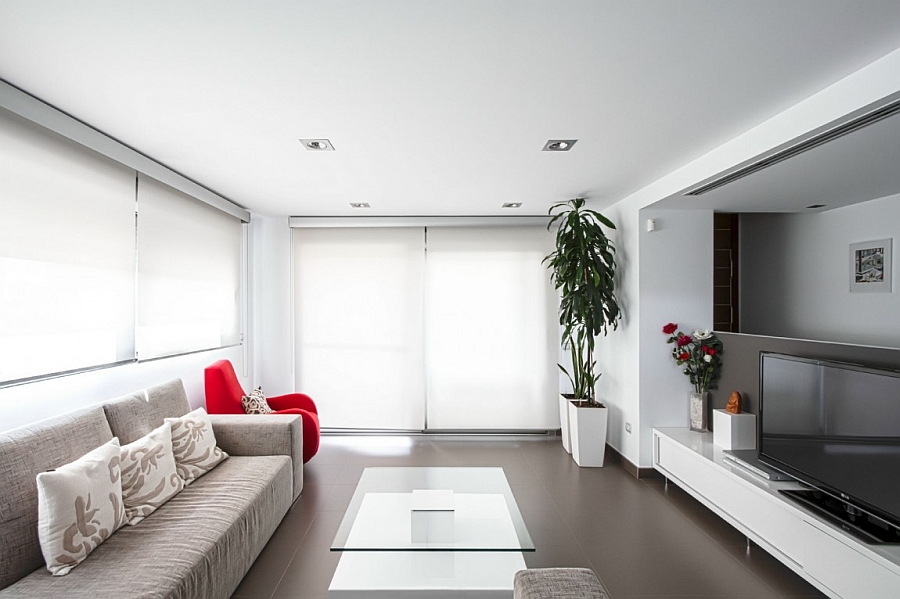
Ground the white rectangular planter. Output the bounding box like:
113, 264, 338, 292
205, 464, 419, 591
559, 394, 572, 453
568, 401, 608, 467
712, 409, 757, 450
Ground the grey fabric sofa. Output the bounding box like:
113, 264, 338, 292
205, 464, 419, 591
0, 379, 304, 599
514, 568, 612, 598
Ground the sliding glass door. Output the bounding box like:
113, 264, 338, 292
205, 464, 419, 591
292, 224, 558, 431
293, 227, 426, 430
424, 226, 558, 430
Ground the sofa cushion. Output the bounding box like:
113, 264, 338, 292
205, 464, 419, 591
165, 408, 228, 485
0, 407, 114, 591
120, 423, 184, 525
36, 439, 126, 575
102, 393, 153, 446
0, 455, 292, 599
103, 380, 191, 445
145, 378, 192, 420
241, 387, 274, 414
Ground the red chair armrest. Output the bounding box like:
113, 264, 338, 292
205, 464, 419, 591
270, 408, 320, 463
268, 392, 318, 415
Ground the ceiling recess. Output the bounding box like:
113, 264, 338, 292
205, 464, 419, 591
300, 138, 335, 151
684, 97, 900, 196
542, 139, 577, 152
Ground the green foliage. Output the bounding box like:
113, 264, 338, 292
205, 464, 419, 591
544, 198, 620, 405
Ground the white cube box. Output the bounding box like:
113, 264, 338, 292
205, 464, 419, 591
411, 489, 455, 543
713, 409, 756, 450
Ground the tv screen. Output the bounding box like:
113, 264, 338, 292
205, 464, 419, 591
759, 352, 900, 534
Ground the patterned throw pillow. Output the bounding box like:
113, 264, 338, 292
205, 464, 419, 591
36, 438, 126, 576
120, 423, 184, 525
165, 408, 228, 485
241, 387, 274, 415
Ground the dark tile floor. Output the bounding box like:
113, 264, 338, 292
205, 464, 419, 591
232, 435, 826, 598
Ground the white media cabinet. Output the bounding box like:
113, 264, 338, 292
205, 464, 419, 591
652, 428, 900, 599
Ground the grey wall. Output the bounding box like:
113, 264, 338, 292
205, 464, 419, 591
709, 332, 900, 423
740, 194, 900, 348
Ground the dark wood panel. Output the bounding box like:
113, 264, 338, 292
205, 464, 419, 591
712, 213, 739, 332
714, 267, 732, 286
714, 249, 732, 267
713, 226, 733, 248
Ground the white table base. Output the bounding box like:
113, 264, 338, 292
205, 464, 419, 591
328, 551, 526, 598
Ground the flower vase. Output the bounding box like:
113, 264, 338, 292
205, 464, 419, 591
689, 390, 709, 432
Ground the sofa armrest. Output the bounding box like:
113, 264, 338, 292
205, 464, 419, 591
208, 414, 303, 501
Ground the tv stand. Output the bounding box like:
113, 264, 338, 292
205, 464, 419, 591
653, 428, 900, 599
779, 489, 900, 545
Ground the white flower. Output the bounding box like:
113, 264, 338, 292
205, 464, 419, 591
704, 354, 712, 363
693, 330, 713, 340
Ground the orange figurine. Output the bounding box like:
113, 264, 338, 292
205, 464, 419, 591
726, 391, 742, 414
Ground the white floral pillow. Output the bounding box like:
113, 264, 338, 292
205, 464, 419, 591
241, 387, 274, 414
165, 407, 228, 485
120, 423, 184, 524
36, 438, 126, 575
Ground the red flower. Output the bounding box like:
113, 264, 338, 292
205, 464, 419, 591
707, 348, 717, 356
676, 334, 693, 347
662, 322, 678, 335
678, 352, 690, 361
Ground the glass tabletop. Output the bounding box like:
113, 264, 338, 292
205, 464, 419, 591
330, 466, 534, 552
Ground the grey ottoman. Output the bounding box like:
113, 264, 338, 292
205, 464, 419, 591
514, 568, 611, 598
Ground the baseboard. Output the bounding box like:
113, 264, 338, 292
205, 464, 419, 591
606, 444, 662, 479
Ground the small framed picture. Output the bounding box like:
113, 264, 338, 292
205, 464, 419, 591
850, 238, 892, 293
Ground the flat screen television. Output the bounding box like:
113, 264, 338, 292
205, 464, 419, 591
758, 352, 900, 543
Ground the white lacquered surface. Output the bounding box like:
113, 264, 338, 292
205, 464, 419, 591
329, 551, 526, 598
653, 427, 900, 599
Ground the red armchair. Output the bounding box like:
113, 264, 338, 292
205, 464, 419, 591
204, 359, 320, 463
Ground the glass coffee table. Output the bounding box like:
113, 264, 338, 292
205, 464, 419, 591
328, 467, 533, 598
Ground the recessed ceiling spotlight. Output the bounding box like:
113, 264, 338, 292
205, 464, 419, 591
806, 204, 826, 209
542, 139, 577, 152
350, 202, 370, 208
502, 202, 522, 208
299, 138, 335, 151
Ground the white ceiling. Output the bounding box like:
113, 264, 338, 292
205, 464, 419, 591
654, 106, 900, 213
2, 1, 900, 217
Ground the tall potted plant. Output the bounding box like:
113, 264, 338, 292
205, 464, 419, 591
544, 198, 621, 466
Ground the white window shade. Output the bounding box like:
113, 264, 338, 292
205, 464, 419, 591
0, 109, 136, 382
293, 227, 426, 430
136, 174, 242, 359
424, 226, 559, 430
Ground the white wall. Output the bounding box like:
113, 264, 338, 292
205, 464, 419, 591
741, 194, 900, 348
249, 215, 295, 395
0, 346, 245, 433
0, 211, 289, 434
638, 209, 713, 465
601, 46, 900, 468
595, 205, 713, 468
594, 198, 641, 464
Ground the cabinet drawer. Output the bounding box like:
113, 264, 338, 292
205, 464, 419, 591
656, 435, 804, 565
804, 522, 900, 599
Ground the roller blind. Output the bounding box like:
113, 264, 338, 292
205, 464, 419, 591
424, 226, 559, 429
0, 108, 136, 382
136, 174, 242, 359
291, 224, 558, 431
293, 227, 426, 430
